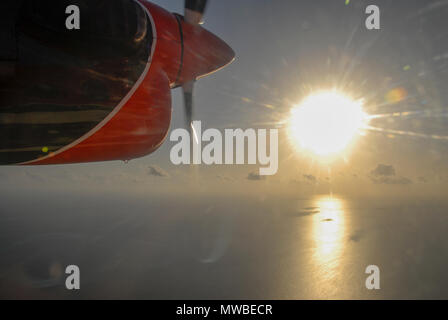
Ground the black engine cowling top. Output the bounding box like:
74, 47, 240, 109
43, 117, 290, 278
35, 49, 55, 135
18, 0, 150, 58
0, 0, 154, 165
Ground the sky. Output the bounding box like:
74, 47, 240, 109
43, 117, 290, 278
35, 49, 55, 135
2, 0, 448, 299
1, 0, 448, 199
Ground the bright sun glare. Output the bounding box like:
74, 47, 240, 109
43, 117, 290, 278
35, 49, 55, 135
288, 91, 368, 157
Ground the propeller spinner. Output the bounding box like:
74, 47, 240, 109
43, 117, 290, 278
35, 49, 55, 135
184, 0, 208, 24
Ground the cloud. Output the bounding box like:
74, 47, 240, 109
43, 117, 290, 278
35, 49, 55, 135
369, 164, 412, 185
216, 175, 234, 181
247, 171, 266, 181
148, 165, 169, 178
349, 229, 365, 242
418, 176, 428, 183
372, 176, 412, 185
290, 174, 318, 185
385, 176, 412, 185
370, 164, 395, 177
285, 206, 320, 218
303, 174, 317, 183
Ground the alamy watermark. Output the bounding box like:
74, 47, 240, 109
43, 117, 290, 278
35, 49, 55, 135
365, 265, 380, 290
65, 265, 80, 290
170, 121, 278, 176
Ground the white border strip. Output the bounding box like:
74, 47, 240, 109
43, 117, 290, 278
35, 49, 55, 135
20, 0, 157, 165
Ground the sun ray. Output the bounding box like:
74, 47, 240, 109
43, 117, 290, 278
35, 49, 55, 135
364, 125, 448, 140
368, 109, 448, 120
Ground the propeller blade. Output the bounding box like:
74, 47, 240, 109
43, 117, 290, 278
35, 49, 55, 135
183, 81, 199, 144
184, 0, 208, 24
182, 80, 194, 132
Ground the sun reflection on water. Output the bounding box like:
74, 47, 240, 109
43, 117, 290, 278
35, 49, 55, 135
312, 196, 347, 280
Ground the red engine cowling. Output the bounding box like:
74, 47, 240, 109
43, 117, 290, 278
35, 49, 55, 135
0, 0, 234, 165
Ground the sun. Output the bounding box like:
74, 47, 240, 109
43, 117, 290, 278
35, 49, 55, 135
288, 91, 368, 157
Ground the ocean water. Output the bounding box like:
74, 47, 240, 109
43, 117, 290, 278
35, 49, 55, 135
1, 190, 448, 299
